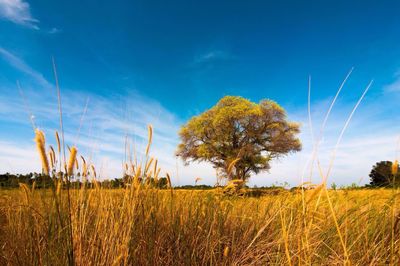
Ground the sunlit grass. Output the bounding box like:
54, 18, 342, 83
2, 65, 398, 265
0, 187, 399, 265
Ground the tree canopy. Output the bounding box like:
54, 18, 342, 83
369, 161, 400, 187
176, 96, 301, 181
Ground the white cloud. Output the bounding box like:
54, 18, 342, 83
0, 84, 194, 183
1, 78, 399, 188
48, 27, 60, 34
384, 78, 400, 92
2, 82, 397, 188
0, 0, 39, 29
193, 50, 235, 65
0, 140, 38, 174
0, 47, 52, 89
0, 53, 399, 187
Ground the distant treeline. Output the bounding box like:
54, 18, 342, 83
3, 160, 399, 190
0, 173, 216, 189
0, 173, 170, 189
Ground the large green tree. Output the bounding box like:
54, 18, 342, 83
369, 161, 400, 187
176, 96, 301, 181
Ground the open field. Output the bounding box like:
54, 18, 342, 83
1, 186, 399, 265
4, 0, 400, 264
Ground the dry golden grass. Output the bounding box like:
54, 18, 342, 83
67, 146, 77, 177
0, 187, 399, 265
4, 68, 398, 265
3, 118, 400, 265
34, 129, 49, 176
4, 110, 399, 265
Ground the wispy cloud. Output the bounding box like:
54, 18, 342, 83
0, 85, 207, 184
193, 50, 236, 65
47, 27, 61, 34
383, 73, 400, 92
0, 47, 52, 88
1, 80, 397, 188
0, 58, 398, 187
0, 0, 39, 29
0, 49, 174, 180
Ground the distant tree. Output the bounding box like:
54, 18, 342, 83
176, 96, 301, 182
369, 161, 400, 187
111, 178, 123, 188
156, 177, 168, 188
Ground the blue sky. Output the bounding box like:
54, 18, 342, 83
1, 0, 400, 186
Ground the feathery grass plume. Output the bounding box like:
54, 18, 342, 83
223, 246, 230, 258
49, 145, 56, 167
153, 159, 158, 176
195, 177, 202, 185
75, 157, 79, 170
227, 158, 240, 177
67, 146, 77, 176
90, 164, 96, 178
34, 129, 49, 175
166, 173, 172, 188
392, 160, 398, 175
153, 160, 159, 184
145, 157, 154, 175
80, 156, 87, 177
55, 131, 62, 172
145, 124, 153, 157
55, 131, 61, 156
155, 168, 161, 180
48, 151, 54, 170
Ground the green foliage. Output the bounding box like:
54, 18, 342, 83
176, 96, 301, 181
174, 184, 213, 190
369, 161, 400, 187
1, 173, 126, 189
0, 172, 53, 188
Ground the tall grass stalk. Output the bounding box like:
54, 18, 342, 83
52, 57, 74, 265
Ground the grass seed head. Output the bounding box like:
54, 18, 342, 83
67, 146, 77, 176
166, 173, 172, 188
90, 164, 96, 178
223, 246, 230, 257
55, 131, 61, 155
48, 151, 54, 170
145, 124, 153, 156
392, 160, 398, 175
81, 156, 87, 177
227, 158, 240, 177
34, 129, 49, 175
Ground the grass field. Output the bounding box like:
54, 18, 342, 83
1, 68, 397, 265
1, 186, 399, 265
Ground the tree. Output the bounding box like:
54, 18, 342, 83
176, 96, 301, 181
369, 161, 400, 187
